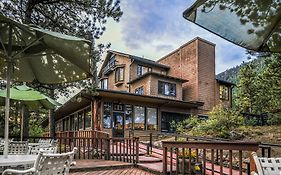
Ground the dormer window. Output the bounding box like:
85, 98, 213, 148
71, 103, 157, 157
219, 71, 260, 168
115, 67, 124, 82
158, 81, 176, 97
137, 65, 145, 76
135, 86, 144, 95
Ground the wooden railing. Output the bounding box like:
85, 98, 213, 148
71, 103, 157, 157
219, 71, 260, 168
162, 141, 260, 175
13, 131, 140, 165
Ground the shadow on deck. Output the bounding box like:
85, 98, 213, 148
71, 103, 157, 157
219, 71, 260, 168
70, 159, 155, 175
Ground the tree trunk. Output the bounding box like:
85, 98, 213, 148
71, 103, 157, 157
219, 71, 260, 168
21, 105, 29, 141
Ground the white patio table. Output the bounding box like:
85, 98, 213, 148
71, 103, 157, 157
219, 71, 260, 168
0, 155, 37, 167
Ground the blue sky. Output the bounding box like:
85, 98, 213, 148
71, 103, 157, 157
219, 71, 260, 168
97, 0, 249, 74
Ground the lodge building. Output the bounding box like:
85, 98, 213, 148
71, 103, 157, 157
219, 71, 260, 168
53, 37, 234, 137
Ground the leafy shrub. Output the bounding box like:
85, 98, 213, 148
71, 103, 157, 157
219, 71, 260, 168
267, 113, 281, 125
174, 105, 244, 139
198, 105, 244, 138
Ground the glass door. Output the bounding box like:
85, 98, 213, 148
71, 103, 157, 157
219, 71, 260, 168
112, 112, 124, 137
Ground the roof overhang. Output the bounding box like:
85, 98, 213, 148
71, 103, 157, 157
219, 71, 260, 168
96, 89, 203, 108
128, 72, 188, 84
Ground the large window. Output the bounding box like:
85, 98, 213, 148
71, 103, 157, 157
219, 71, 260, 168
100, 78, 108, 89
125, 105, 133, 129
147, 108, 157, 130
134, 106, 145, 130
135, 86, 144, 95
84, 107, 92, 129
220, 85, 229, 100
158, 81, 176, 97
137, 65, 146, 76
115, 67, 124, 82
103, 103, 112, 129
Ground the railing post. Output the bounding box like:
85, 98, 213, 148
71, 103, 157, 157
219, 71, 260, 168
106, 138, 110, 160
147, 133, 152, 155
163, 146, 167, 175
135, 137, 139, 164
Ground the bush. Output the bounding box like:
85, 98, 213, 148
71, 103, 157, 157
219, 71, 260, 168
267, 113, 281, 125
198, 105, 244, 138
170, 115, 201, 134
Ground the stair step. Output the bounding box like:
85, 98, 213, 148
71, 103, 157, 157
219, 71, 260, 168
139, 156, 162, 163
138, 162, 176, 175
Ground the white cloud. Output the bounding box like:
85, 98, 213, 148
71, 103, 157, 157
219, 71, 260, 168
97, 0, 248, 74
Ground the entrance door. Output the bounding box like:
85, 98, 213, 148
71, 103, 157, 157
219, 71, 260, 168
112, 112, 124, 137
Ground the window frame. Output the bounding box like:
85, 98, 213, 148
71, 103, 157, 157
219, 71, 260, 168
146, 107, 158, 130
158, 81, 177, 97
137, 65, 146, 76
115, 67, 124, 82
101, 78, 108, 89
135, 86, 144, 95
219, 85, 229, 100
133, 106, 145, 130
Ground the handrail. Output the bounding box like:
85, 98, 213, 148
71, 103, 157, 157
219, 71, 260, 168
162, 140, 260, 175
6, 131, 139, 165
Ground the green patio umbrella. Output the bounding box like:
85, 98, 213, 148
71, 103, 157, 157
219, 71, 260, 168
0, 84, 61, 110
0, 84, 61, 141
0, 13, 92, 157
183, 0, 281, 53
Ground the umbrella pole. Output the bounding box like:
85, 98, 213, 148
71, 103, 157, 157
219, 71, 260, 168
3, 24, 13, 158
3, 60, 12, 158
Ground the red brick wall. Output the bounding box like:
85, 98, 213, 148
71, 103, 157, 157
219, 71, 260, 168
197, 39, 216, 112
158, 38, 216, 114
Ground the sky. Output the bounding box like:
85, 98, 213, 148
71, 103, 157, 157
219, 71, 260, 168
96, 0, 249, 74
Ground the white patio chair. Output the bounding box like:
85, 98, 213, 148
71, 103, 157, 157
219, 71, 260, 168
2, 147, 77, 175
251, 152, 281, 175
8, 141, 29, 155
28, 146, 57, 155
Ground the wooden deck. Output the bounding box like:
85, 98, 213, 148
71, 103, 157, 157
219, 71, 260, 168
70, 159, 156, 175
70, 168, 155, 175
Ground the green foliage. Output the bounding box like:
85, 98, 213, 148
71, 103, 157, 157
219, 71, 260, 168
235, 54, 281, 125
170, 115, 200, 134
174, 106, 244, 139
196, 105, 244, 138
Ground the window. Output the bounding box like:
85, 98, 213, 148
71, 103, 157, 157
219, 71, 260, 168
137, 65, 146, 76
115, 67, 124, 82
147, 108, 157, 130
135, 86, 144, 95
125, 105, 133, 129
100, 78, 108, 89
69, 115, 74, 131
220, 85, 229, 100
103, 103, 112, 129
74, 114, 78, 131
78, 111, 83, 130
134, 106, 145, 130
84, 107, 92, 128
158, 81, 176, 97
